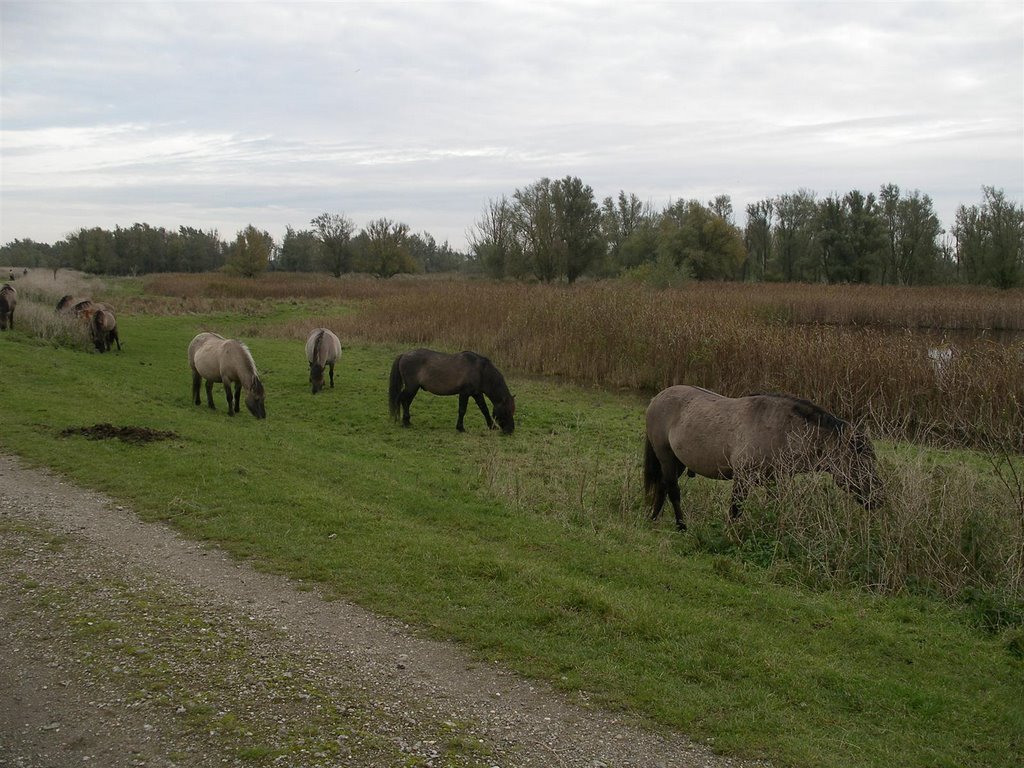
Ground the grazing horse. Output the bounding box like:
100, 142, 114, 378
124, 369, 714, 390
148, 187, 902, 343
389, 348, 516, 433
644, 385, 883, 530
305, 328, 342, 394
188, 332, 266, 419
0, 284, 16, 330
90, 308, 121, 353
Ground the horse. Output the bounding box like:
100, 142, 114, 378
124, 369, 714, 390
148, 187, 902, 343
188, 332, 266, 419
0, 284, 16, 330
305, 328, 342, 394
643, 385, 883, 531
90, 308, 121, 353
389, 348, 516, 433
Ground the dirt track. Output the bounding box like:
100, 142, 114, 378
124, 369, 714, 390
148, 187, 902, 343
0, 453, 760, 768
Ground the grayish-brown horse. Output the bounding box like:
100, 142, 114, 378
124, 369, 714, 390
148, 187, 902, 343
188, 332, 266, 419
0, 284, 16, 330
389, 348, 515, 433
644, 385, 883, 530
90, 308, 121, 353
305, 328, 342, 394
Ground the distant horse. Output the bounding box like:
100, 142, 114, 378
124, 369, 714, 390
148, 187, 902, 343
0, 284, 16, 330
188, 332, 266, 419
90, 308, 121, 353
305, 328, 342, 394
644, 385, 883, 530
389, 348, 515, 433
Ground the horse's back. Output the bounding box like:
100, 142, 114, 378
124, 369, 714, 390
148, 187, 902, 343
189, 332, 228, 379
398, 348, 473, 395
306, 328, 341, 364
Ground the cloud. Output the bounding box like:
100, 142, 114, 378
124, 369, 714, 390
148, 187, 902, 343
1, 1, 1021, 249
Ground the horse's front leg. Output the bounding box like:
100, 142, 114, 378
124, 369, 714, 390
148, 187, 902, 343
456, 393, 470, 432
472, 393, 494, 429
223, 383, 235, 415
205, 380, 216, 409
729, 478, 747, 520
232, 382, 242, 413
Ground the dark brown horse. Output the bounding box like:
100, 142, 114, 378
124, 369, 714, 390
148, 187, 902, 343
389, 348, 515, 433
305, 328, 342, 394
188, 332, 266, 419
0, 284, 16, 330
644, 385, 883, 530
90, 308, 121, 352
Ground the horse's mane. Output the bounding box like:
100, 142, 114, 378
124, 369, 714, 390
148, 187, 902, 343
749, 392, 847, 433
312, 329, 325, 361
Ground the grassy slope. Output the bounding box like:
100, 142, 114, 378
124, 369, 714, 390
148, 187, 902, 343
1, 310, 1021, 768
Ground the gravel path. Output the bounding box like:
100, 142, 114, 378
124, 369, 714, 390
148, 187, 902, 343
1, 453, 761, 768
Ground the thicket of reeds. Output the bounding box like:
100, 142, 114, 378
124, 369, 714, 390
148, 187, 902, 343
249, 278, 1022, 451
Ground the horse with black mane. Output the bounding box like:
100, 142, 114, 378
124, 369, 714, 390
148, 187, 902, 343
0, 284, 16, 330
389, 348, 515, 433
644, 385, 883, 530
305, 328, 342, 394
188, 332, 266, 419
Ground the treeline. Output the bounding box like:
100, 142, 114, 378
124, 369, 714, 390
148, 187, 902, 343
470, 181, 1024, 288
2, 184, 1021, 287
0, 216, 465, 278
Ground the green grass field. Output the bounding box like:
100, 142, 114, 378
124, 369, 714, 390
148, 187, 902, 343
1, 298, 1022, 768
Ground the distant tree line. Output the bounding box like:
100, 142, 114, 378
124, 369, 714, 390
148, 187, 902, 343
2, 184, 1021, 287
469, 181, 1024, 288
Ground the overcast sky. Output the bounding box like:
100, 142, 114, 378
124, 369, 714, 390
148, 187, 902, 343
2, 0, 1022, 252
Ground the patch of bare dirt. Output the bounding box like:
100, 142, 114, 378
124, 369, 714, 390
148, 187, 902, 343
0, 453, 762, 768
59, 424, 180, 444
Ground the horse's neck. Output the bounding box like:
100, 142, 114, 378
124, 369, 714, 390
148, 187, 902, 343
483, 367, 509, 402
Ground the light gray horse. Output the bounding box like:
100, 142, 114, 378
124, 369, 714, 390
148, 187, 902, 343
90, 308, 121, 352
644, 385, 883, 530
188, 332, 266, 419
305, 328, 342, 394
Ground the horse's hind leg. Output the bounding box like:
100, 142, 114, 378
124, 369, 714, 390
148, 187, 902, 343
400, 388, 417, 427
328, 362, 335, 388
192, 372, 202, 406
729, 479, 748, 520
204, 380, 216, 409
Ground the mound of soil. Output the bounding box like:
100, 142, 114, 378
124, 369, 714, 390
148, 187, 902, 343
60, 424, 180, 444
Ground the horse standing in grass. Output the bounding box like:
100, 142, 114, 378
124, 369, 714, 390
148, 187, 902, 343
90, 308, 121, 352
305, 328, 342, 394
389, 348, 516, 433
0, 284, 16, 330
188, 332, 266, 419
644, 385, 883, 530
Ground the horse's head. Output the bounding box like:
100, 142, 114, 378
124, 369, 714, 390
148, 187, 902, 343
309, 361, 325, 394
833, 428, 884, 510
494, 395, 516, 435
246, 378, 267, 419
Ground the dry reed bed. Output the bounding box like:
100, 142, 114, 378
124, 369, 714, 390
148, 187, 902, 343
293, 281, 1023, 450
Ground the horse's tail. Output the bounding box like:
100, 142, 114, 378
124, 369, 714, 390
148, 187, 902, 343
388, 355, 403, 421
643, 436, 662, 502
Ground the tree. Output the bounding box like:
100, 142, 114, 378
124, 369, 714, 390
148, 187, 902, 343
278, 226, 320, 272
551, 175, 603, 283
512, 178, 560, 282
601, 191, 656, 273
226, 225, 273, 277
879, 184, 942, 285
358, 218, 417, 277
744, 199, 774, 281
468, 196, 524, 278
311, 213, 355, 276
954, 187, 1024, 288
772, 190, 818, 281
409, 232, 464, 273
657, 199, 746, 280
